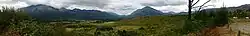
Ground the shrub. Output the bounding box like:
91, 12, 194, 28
6, 20, 66, 36
183, 7, 229, 34
0, 7, 30, 34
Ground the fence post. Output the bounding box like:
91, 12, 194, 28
237, 31, 240, 36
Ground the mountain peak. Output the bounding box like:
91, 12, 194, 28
29, 4, 50, 7
73, 8, 81, 10
129, 6, 163, 17
60, 7, 67, 9
36, 4, 47, 6
142, 6, 154, 9
22, 4, 60, 13
26, 4, 57, 10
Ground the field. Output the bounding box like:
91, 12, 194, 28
59, 15, 186, 36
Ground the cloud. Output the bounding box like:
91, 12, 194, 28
0, 0, 18, 4
1, 0, 109, 8
72, 0, 110, 8
103, 4, 139, 15
140, 0, 187, 6
153, 5, 187, 13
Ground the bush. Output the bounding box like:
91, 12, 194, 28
0, 7, 67, 36
4, 20, 69, 36
214, 8, 228, 26
0, 7, 30, 34
183, 7, 229, 34
229, 9, 250, 18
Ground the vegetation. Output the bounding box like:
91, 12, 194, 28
117, 15, 186, 36
0, 5, 249, 36
183, 7, 230, 35
229, 9, 250, 18
187, 0, 211, 20
0, 7, 30, 34
0, 7, 187, 36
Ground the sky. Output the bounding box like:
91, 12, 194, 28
0, 0, 250, 15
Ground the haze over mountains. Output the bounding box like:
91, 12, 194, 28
19, 4, 250, 20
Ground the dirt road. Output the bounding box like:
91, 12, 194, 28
195, 19, 250, 36
230, 19, 250, 36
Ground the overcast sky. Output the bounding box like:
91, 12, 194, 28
0, 0, 249, 15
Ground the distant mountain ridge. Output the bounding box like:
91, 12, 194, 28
20, 4, 168, 20
201, 4, 250, 12
20, 4, 250, 20
20, 4, 121, 20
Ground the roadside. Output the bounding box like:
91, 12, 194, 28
190, 19, 250, 36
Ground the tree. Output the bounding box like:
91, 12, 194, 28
183, 0, 212, 33
188, 0, 212, 20
0, 7, 30, 33
214, 7, 228, 26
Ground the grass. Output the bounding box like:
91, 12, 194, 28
1, 15, 234, 36
58, 15, 187, 36
115, 26, 144, 31
0, 13, 199, 36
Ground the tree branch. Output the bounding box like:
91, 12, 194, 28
192, 5, 214, 8
191, 0, 194, 3
191, 0, 200, 7
197, 0, 211, 12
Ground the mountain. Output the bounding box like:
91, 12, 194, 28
176, 12, 188, 15
128, 6, 164, 18
201, 4, 250, 12
20, 4, 121, 20
236, 4, 250, 10
163, 11, 176, 15
21, 4, 66, 20
67, 9, 121, 20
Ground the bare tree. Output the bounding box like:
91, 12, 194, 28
188, 0, 212, 20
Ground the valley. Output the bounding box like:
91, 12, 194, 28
1, 4, 250, 36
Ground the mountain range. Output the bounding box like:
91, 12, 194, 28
19, 4, 250, 20
21, 4, 121, 20
20, 4, 168, 20
201, 4, 250, 12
